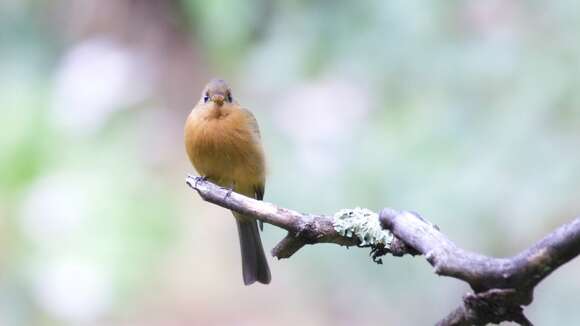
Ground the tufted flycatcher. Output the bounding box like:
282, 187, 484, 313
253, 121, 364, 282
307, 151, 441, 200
184, 79, 271, 285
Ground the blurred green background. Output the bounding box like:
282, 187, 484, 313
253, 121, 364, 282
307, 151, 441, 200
1, 1, 579, 325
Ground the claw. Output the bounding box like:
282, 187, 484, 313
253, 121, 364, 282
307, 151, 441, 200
224, 188, 234, 199
195, 176, 208, 187
223, 185, 234, 200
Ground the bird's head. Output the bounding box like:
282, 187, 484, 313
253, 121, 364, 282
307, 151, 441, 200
201, 79, 234, 107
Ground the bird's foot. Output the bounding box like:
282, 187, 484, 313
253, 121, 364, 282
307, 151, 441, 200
222, 186, 234, 200
194, 176, 208, 187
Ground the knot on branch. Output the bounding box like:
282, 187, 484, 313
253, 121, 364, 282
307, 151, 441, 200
295, 217, 326, 244
437, 289, 533, 326
463, 289, 531, 326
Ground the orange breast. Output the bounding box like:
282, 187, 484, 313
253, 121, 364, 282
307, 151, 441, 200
184, 105, 265, 195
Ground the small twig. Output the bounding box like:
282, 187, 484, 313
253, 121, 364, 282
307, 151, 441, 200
272, 233, 307, 259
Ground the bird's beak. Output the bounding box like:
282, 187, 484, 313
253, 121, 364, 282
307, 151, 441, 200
210, 94, 225, 106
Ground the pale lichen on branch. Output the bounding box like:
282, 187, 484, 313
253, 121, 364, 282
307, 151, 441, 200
333, 207, 395, 263
333, 207, 393, 248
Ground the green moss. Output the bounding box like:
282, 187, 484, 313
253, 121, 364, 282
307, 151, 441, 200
333, 207, 393, 248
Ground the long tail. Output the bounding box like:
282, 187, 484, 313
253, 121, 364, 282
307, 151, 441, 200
235, 216, 271, 285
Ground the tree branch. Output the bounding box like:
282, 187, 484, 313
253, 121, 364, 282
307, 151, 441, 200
379, 209, 580, 325
186, 176, 361, 258
186, 176, 580, 325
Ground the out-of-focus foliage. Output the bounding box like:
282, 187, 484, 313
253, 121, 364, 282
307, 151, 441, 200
1, 0, 579, 325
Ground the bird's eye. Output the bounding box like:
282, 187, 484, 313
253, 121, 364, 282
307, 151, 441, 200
203, 93, 209, 103
226, 92, 233, 102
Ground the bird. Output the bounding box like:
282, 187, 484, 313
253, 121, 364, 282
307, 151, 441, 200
184, 79, 271, 285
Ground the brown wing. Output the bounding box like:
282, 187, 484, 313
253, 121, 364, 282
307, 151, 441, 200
241, 108, 266, 229
243, 107, 265, 200
242, 108, 261, 140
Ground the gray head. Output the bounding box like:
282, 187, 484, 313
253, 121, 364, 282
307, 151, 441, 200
201, 79, 234, 106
